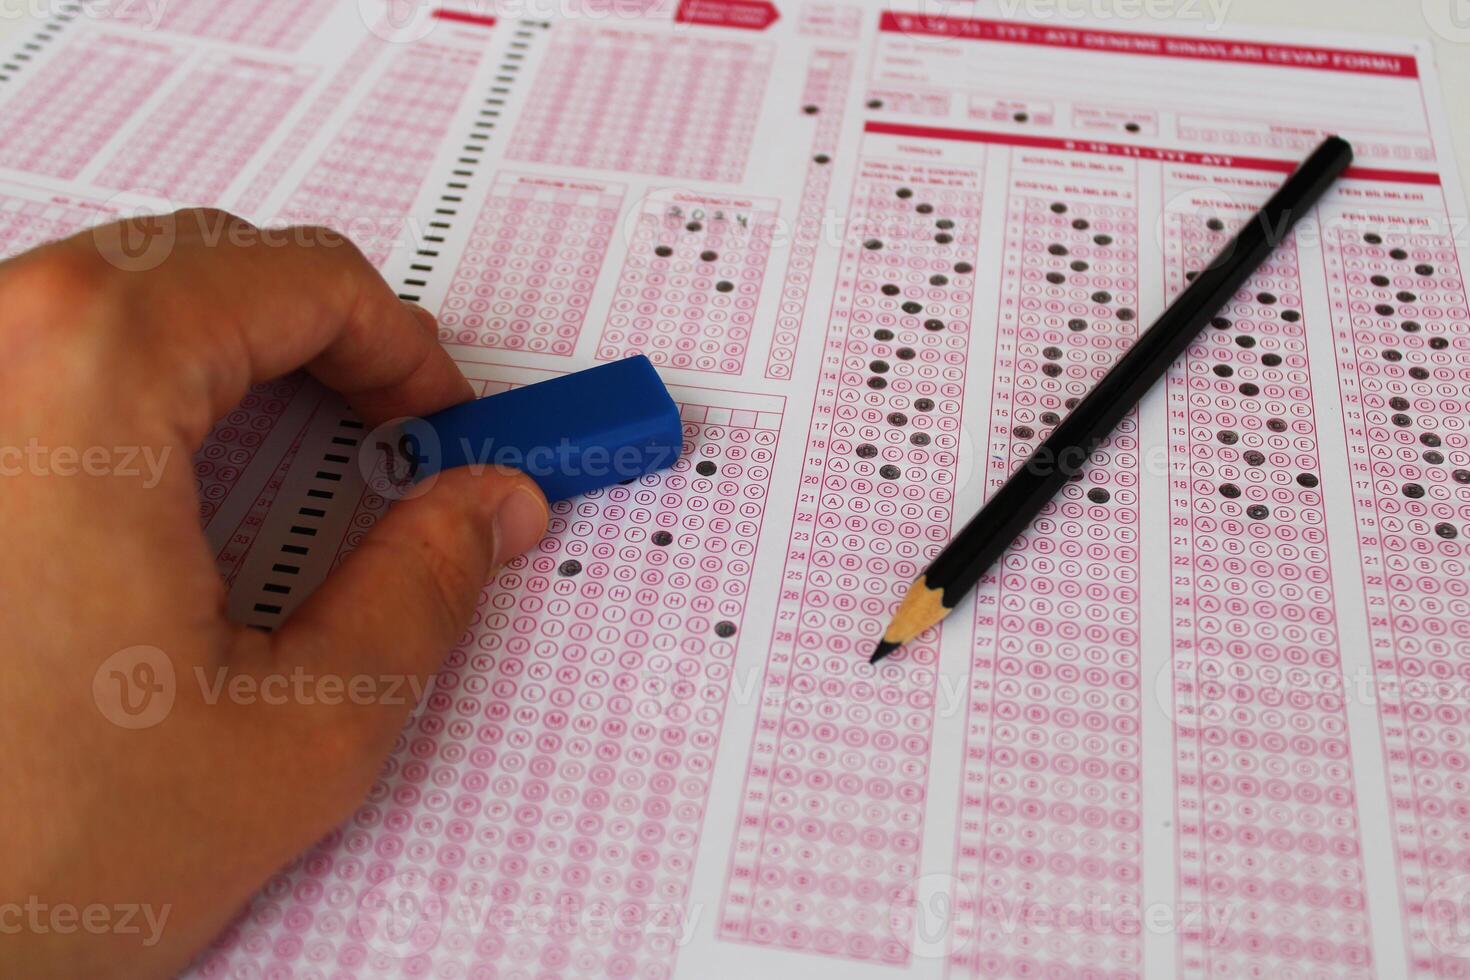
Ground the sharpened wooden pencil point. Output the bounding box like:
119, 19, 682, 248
866, 137, 1353, 670
872, 575, 951, 663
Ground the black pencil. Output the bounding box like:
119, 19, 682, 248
872, 135, 1355, 664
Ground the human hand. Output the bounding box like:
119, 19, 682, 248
0, 211, 549, 977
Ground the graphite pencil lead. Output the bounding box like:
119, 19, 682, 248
870, 640, 900, 665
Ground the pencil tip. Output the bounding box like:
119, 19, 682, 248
870, 640, 899, 665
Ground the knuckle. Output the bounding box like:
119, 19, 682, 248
280, 223, 373, 307
174, 206, 253, 238
0, 248, 120, 376
0, 245, 114, 319
297, 223, 362, 258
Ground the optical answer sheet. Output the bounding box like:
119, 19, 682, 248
0, 2, 1468, 977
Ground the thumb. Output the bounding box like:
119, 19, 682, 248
272, 465, 547, 688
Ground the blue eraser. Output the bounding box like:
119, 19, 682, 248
405, 355, 684, 502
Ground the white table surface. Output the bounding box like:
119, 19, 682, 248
0, 0, 1465, 185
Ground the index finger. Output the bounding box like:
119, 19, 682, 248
73, 209, 472, 445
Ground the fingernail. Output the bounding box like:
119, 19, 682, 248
492, 485, 549, 567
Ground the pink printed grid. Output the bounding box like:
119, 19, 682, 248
1167, 214, 1373, 977
277, 43, 481, 267
0, 191, 103, 259
721, 158, 981, 963
212, 419, 311, 588
197, 401, 781, 980
505, 27, 771, 184
99, 0, 335, 51
950, 190, 1144, 979
195, 375, 310, 529
96, 59, 312, 204
599, 195, 778, 375
0, 33, 175, 180
1324, 225, 1470, 978
766, 50, 854, 381
233, 35, 384, 217
1175, 121, 1433, 168
440, 174, 625, 356
797, 3, 863, 40
864, 90, 951, 119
